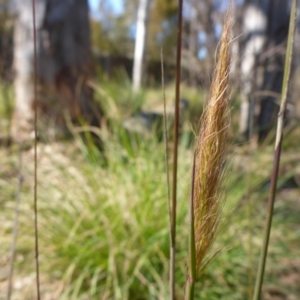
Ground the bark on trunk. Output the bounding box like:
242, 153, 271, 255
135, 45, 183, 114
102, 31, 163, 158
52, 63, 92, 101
132, 0, 150, 92
239, 0, 291, 142
11, 0, 98, 142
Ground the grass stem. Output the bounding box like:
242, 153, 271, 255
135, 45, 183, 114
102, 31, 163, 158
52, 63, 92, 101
161, 48, 173, 298
252, 1, 297, 299
170, 0, 183, 298
184, 155, 196, 300
31, 0, 41, 298
161, 48, 171, 232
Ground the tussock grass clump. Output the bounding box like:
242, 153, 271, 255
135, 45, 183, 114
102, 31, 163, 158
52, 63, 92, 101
1, 97, 300, 299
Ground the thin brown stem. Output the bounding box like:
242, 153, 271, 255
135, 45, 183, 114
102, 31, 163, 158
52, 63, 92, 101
31, 0, 41, 299
170, 0, 183, 298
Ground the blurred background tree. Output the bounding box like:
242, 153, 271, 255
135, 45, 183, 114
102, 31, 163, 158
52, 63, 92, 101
0, 0, 299, 143
0, 0, 13, 82
10, 0, 97, 142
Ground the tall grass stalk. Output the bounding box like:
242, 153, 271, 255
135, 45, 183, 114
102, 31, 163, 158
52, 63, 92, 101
253, 1, 297, 299
170, 0, 183, 298
185, 155, 196, 300
161, 47, 172, 271
31, 0, 41, 298
185, 7, 232, 299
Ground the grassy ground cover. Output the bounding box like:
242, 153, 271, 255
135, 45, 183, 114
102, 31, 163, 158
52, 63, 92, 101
0, 81, 300, 299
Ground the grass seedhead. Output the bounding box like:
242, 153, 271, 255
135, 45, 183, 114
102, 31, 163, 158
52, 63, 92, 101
185, 6, 232, 299
193, 11, 231, 276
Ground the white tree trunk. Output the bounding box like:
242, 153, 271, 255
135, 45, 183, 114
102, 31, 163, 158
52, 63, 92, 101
239, 4, 267, 137
132, 0, 150, 91
239, 0, 291, 141
11, 0, 46, 141
11, 0, 94, 142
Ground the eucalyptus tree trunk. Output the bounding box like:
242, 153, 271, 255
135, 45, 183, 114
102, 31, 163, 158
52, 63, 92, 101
239, 1, 267, 139
11, 0, 96, 142
257, 0, 291, 142
239, 0, 291, 142
132, 0, 150, 92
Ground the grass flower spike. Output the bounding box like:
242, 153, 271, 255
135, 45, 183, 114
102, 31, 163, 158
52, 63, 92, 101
185, 6, 232, 299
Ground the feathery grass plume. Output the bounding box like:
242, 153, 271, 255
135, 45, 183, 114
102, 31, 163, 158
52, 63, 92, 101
185, 7, 232, 299
193, 6, 232, 277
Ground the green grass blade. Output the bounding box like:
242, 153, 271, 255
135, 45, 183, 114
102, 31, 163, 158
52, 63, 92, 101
253, 1, 297, 299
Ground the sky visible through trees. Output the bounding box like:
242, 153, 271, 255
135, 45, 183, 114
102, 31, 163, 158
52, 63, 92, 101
88, 0, 123, 17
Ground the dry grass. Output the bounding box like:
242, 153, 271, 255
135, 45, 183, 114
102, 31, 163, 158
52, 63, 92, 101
192, 8, 232, 278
